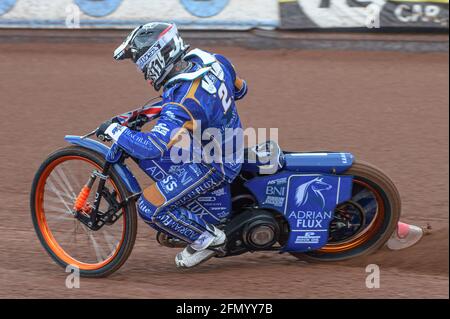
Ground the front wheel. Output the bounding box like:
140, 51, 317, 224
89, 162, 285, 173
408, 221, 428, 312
30, 146, 138, 277
290, 161, 401, 262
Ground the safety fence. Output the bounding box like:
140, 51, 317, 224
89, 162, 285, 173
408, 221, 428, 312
0, 0, 448, 30
279, 0, 449, 29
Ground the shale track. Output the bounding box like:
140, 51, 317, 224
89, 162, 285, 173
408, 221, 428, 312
0, 37, 448, 298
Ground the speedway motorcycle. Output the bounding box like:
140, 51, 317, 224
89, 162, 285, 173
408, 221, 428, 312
30, 100, 401, 277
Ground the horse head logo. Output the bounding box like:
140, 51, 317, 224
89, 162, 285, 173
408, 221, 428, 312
295, 177, 332, 209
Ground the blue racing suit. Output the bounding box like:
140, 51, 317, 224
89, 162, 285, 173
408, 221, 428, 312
107, 49, 248, 243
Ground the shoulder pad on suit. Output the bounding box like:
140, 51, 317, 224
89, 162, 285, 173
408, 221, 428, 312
184, 49, 216, 66
165, 67, 211, 87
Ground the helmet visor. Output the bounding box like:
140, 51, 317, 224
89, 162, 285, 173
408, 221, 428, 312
113, 25, 143, 60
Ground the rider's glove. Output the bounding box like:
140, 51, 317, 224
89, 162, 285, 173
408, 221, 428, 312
96, 119, 114, 142
96, 118, 125, 142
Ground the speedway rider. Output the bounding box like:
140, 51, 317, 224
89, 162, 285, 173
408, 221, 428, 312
95, 22, 248, 268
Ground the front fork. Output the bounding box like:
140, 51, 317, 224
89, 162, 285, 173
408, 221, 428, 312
73, 162, 112, 230
89, 162, 112, 228
73, 158, 141, 230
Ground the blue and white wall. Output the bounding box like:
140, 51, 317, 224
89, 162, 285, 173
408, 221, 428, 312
0, 0, 447, 30
0, 0, 279, 29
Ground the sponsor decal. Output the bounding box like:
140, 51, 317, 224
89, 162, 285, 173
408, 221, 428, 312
285, 176, 337, 235
210, 61, 225, 80
165, 110, 176, 120
209, 206, 226, 211
169, 34, 185, 59
267, 177, 287, 185
136, 43, 162, 71
201, 73, 218, 94
211, 187, 226, 196
294, 177, 332, 209
295, 232, 321, 244
216, 210, 229, 218
172, 178, 218, 207
185, 201, 227, 220
266, 185, 286, 197
289, 210, 333, 228
167, 165, 181, 175
186, 202, 210, 219
138, 198, 156, 221
173, 167, 194, 186
294, 0, 384, 28
157, 214, 197, 239
160, 175, 178, 193
197, 196, 216, 202
340, 152, 348, 164
264, 196, 285, 207
105, 143, 122, 162
110, 123, 125, 135
146, 51, 166, 81
281, 0, 448, 29
152, 122, 170, 136
393, 2, 448, 26
144, 164, 166, 181
264, 182, 286, 207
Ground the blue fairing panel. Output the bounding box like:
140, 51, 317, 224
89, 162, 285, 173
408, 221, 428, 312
64, 135, 141, 194
245, 171, 353, 252
284, 152, 354, 174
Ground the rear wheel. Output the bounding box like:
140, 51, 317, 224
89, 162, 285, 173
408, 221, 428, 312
290, 161, 401, 262
30, 146, 137, 277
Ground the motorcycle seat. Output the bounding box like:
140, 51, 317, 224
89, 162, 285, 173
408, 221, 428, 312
283, 151, 354, 174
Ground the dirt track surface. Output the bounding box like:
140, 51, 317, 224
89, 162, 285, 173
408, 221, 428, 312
0, 42, 448, 298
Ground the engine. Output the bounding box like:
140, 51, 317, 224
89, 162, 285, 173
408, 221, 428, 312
222, 209, 282, 256
156, 207, 285, 256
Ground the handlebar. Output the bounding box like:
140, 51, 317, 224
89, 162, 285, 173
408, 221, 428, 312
81, 112, 159, 141
81, 129, 97, 140
81, 98, 162, 141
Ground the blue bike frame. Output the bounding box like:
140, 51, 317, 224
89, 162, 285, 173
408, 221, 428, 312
65, 135, 355, 253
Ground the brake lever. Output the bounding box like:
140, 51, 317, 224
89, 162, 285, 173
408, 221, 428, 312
81, 129, 98, 140
81, 111, 158, 141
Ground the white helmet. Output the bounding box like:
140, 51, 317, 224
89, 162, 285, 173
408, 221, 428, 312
113, 22, 189, 90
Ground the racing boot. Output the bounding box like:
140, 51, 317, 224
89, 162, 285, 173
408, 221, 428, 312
386, 222, 425, 250
175, 226, 226, 268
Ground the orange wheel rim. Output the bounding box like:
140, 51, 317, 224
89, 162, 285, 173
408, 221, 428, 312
35, 155, 126, 270
318, 179, 385, 253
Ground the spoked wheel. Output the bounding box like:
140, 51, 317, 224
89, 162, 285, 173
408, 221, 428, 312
30, 146, 137, 277
290, 161, 401, 262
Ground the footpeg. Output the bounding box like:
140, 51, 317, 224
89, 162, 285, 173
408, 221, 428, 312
156, 232, 187, 248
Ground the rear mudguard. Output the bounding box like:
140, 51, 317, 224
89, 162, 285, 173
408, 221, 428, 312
64, 135, 141, 194
245, 171, 354, 252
